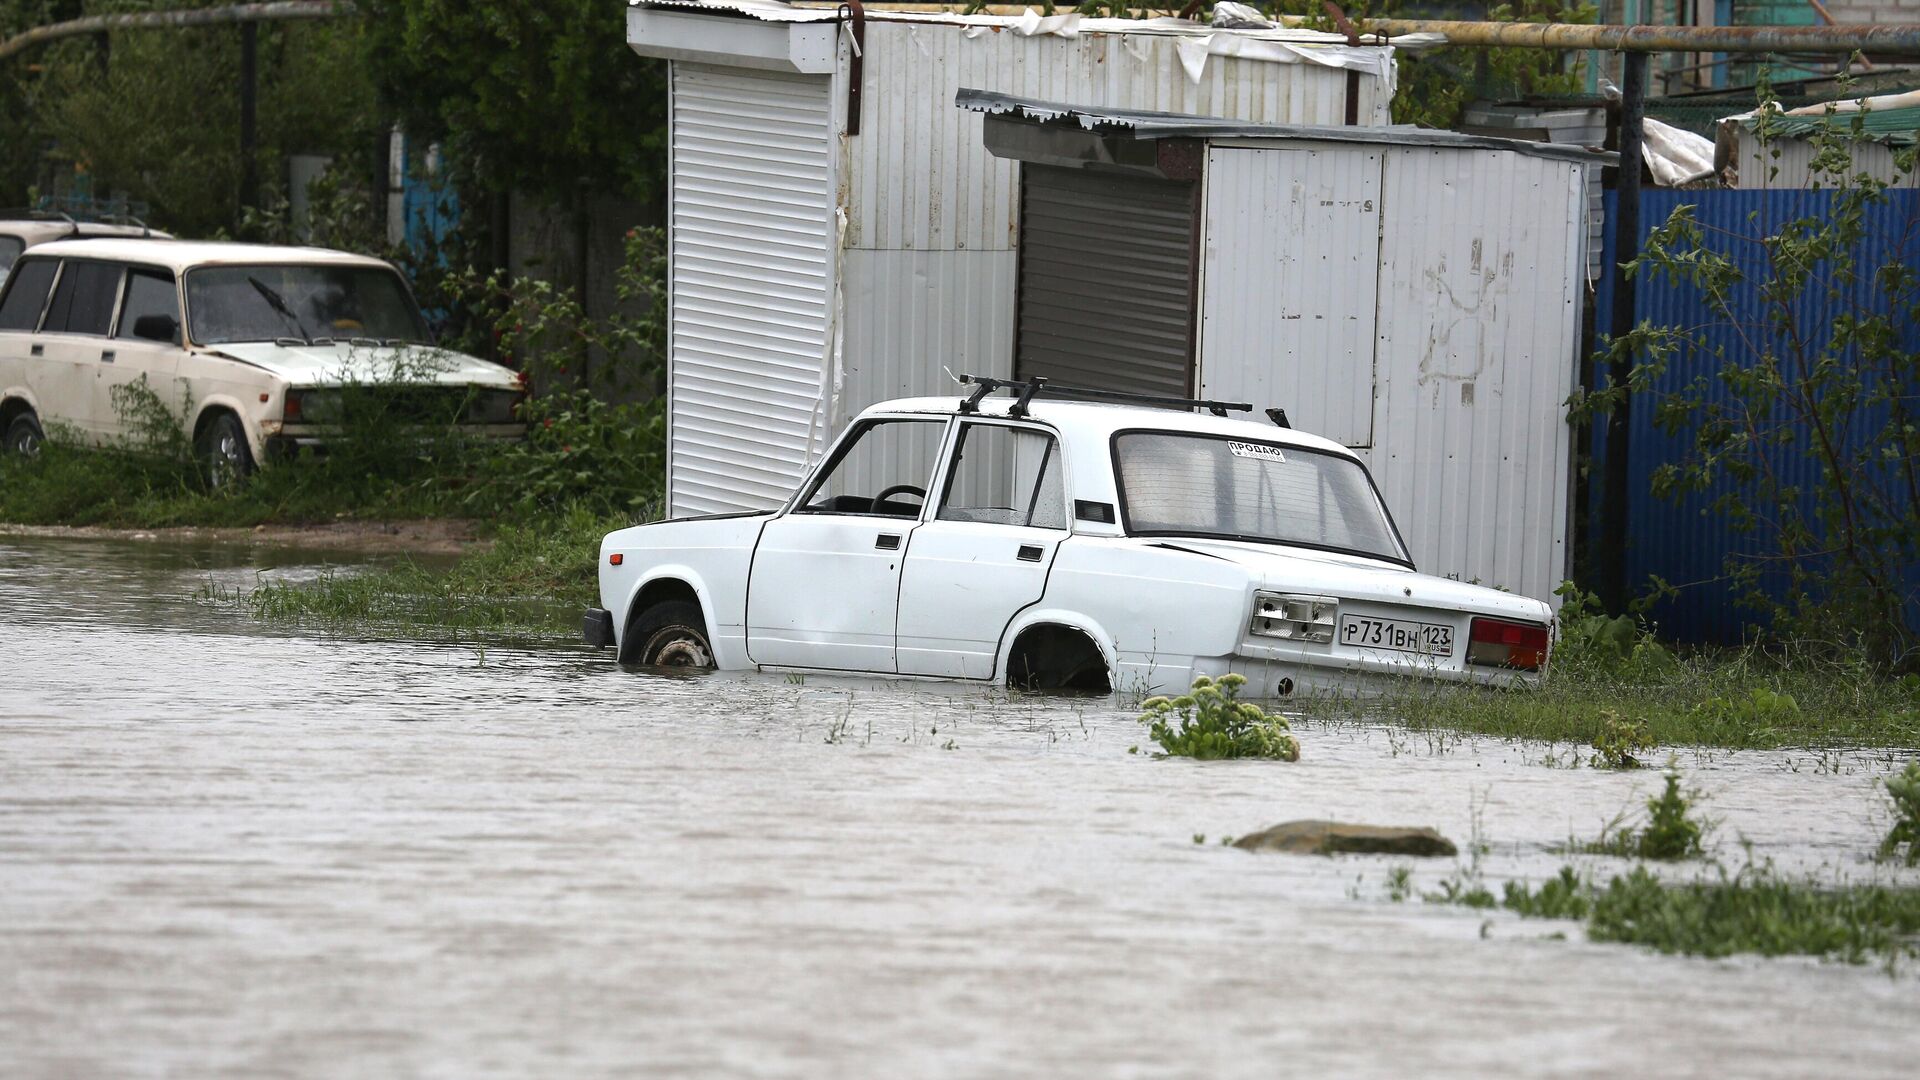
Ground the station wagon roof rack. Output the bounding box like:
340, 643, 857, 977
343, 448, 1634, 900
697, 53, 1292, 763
0, 208, 155, 235
957, 374, 1256, 420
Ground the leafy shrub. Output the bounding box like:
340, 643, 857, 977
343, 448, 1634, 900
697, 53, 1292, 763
1139, 674, 1300, 761
1880, 761, 1920, 866
1501, 866, 1591, 920
1581, 766, 1709, 861
1590, 710, 1655, 769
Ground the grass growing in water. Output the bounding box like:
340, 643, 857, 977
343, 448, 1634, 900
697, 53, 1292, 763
1139, 674, 1301, 761
1578, 768, 1711, 861
1485, 863, 1920, 967
1294, 591, 1920, 751
214, 504, 625, 639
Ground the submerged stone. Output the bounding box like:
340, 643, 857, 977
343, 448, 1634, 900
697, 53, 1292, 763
1232, 820, 1458, 858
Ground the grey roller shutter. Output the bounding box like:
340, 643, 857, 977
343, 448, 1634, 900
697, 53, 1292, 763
1014, 165, 1198, 399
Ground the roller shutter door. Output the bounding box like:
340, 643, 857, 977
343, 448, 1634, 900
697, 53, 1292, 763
668, 64, 833, 516
1014, 165, 1198, 399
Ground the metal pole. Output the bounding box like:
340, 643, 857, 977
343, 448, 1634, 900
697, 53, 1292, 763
239, 21, 258, 212
0, 2, 350, 64
1602, 50, 1646, 614
1357, 18, 1920, 54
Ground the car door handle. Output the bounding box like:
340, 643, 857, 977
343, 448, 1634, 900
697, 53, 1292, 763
875, 534, 901, 551
1017, 545, 1043, 562
100, 350, 115, 364
29, 344, 43, 357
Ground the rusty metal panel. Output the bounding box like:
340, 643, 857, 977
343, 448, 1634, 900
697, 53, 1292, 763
1197, 143, 1381, 448
1367, 146, 1585, 601
667, 63, 835, 517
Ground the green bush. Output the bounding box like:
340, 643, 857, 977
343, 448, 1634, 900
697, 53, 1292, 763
1590, 710, 1655, 770
1880, 761, 1920, 867
1139, 674, 1300, 761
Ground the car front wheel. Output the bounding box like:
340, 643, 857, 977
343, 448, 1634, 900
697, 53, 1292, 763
198, 412, 255, 489
4, 412, 44, 457
625, 600, 715, 669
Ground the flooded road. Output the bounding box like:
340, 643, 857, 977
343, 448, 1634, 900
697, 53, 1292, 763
2, 535, 1916, 1077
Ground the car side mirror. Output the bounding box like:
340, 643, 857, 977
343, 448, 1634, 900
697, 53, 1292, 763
132, 314, 180, 344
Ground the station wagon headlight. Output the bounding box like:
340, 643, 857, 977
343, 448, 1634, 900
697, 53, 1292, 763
467, 388, 525, 425
283, 388, 342, 424
1251, 592, 1337, 643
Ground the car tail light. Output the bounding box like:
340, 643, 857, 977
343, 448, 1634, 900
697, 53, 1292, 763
1251, 592, 1337, 644
1468, 617, 1550, 671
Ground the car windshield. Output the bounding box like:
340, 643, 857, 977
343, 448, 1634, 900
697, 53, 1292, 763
185, 264, 429, 345
1114, 432, 1408, 564
0, 235, 22, 278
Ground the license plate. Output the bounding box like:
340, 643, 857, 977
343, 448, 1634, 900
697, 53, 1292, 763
1339, 614, 1455, 657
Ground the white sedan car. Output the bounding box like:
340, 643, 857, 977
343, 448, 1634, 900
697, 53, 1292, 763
0, 238, 522, 475
586, 379, 1553, 698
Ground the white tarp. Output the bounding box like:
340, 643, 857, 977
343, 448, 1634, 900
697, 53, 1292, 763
1642, 117, 1715, 186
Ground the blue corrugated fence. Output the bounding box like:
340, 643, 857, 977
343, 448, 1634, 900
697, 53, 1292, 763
1594, 187, 1920, 643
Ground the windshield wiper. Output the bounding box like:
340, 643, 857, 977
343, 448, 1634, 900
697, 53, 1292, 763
248, 276, 311, 342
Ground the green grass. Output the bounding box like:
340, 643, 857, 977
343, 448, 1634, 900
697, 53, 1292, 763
1491, 864, 1920, 967
214, 504, 622, 640
1296, 645, 1920, 752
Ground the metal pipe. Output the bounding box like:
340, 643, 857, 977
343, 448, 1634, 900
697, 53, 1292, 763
1601, 51, 1647, 614
0, 1, 351, 63
1359, 18, 1920, 55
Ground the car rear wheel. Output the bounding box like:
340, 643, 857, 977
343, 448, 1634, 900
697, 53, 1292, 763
626, 600, 715, 669
4, 413, 44, 457
198, 412, 255, 489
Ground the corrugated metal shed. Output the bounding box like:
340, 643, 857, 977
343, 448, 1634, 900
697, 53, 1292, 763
629, 1, 1399, 513
1594, 187, 1920, 642
972, 93, 1603, 601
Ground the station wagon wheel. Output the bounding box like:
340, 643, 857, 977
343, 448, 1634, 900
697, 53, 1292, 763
4, 413, 44, 457
626, 600, 715, 669
198, 412, 256, 489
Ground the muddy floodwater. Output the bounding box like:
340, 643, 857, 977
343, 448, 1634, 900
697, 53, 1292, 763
2, 535, 1916, 1077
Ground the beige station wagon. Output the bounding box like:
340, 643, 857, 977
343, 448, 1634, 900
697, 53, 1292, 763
0, 213, 170, 281
0, 238, 524, 479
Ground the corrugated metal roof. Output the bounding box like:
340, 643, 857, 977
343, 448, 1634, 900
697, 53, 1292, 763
959, 88, 1621, 166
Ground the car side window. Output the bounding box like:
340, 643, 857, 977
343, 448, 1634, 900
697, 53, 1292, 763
41, 261, 124, 337
0, 235, 22, 277
938, 422, 1067, 530
797, 418, 946, 518
0, 258, 57, 331
115, 269, 181, 344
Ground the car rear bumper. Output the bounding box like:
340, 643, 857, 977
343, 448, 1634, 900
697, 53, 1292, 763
583, 608, 615, 648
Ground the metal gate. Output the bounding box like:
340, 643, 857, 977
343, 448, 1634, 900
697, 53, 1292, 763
1013, 164, 1198, 399
668, 63, 834, 516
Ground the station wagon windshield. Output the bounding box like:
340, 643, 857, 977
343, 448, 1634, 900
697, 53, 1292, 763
1114, 433, 1409, 565
186, 264, 429, 345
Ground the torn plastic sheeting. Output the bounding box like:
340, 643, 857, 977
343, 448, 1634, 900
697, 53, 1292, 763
1642, 117, 1714, 187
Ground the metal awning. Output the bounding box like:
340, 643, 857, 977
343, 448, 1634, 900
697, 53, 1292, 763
958, 88, 1620, 167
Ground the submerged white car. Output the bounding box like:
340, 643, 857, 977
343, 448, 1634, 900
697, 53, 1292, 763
586, 379, 1554, 697
0, 238, 522, 475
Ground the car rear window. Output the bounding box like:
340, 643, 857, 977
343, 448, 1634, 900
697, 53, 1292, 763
0, 258, 56, 331
42, 261, 123, 336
